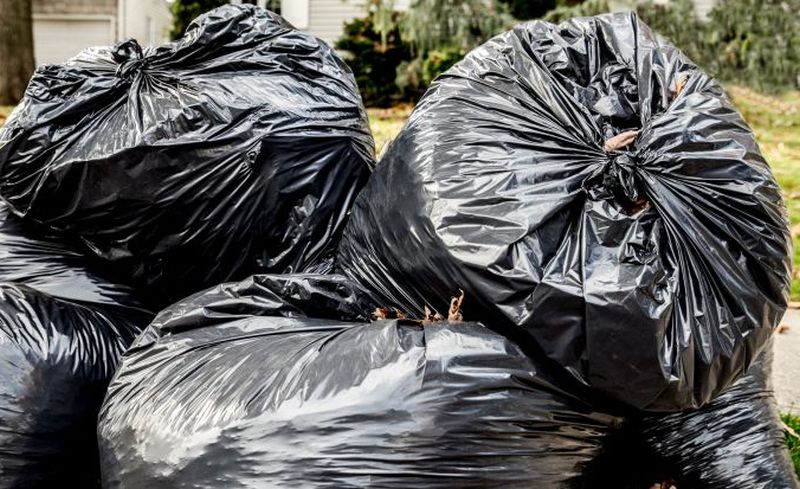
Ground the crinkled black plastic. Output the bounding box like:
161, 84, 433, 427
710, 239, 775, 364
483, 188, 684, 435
336, 12, 792, 411
0, 4, 374, 306
98, 274, 621, 488
639, 342, 800, 488
0, 203, 150, 312
0, 201, 151, 486
577, 342, 800, 488
0, 284, 143, 488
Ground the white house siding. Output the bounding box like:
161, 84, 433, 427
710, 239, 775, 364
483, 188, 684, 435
33, 16, 115, 64
121, 0, 172, 46
692, 0, 716, 18
32, 0, 116, 64
305, 0, 367, 45
32, 0, 172, 65
33, 0, 116, 16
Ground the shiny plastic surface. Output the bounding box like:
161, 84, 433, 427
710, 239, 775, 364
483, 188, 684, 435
577, 342, 800, 488
0, 203, 150, 312
98, 274, 621, 488
337, 12, 792, 411
638, 342, 800, 488
0, 284, 143, 488
0, 4, 374, 306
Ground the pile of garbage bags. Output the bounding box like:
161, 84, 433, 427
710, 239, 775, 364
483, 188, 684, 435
0, 4, 797, 488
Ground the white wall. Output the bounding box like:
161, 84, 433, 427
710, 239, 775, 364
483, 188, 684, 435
33, 15, 115, 64
120, 0, 172, 46
304, 0, 366, 44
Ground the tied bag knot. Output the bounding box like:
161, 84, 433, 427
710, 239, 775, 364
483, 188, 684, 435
112, 39, 148, 81
584, 130, 648, 214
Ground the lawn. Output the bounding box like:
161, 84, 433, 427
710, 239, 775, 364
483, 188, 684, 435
369, 86, 800, 300
367, 104, 412, 157
784, 413, 800, 477
0, 106, 13, 126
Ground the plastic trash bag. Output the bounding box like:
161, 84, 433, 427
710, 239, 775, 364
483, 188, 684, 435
577, 341, 800, 488
0, 4, 374, 306
638, 341, 800, 488
336, 12, 792, 411
0, 202, 150, 486
98, 274, 621, 488
0, 203, 150, 313
0, 283, 144, 488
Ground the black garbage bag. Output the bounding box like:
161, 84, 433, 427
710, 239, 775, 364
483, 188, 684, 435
638, 341, 800, 488
0, 283, 144, 488
336, 12, 792, 411
98, 274, 621, 488
0, 4, 374, 306
0, 203, 150, 312
576, 341, 800, 489
0, 203, 151, 486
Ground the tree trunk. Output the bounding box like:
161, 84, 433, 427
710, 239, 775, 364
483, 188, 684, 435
0, 0, 35, 105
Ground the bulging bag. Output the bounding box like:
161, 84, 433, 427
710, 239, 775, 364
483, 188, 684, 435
337, 12, 792, 411
0, 4, 374, 305
577, 342, 800, 489
0, 202, 150, 312
0, 284, 143, 488
638, 342, 800, 488
98, 275, 620, 488
0, 203, 150, 486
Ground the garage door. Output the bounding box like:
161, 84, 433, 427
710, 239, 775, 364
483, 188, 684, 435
33, 16, 115, 65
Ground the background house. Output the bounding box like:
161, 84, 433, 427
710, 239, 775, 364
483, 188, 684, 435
236, 0, 409, 45
30, 0, 718, 67
32, 0, 172, 65
609, 0, 716, 18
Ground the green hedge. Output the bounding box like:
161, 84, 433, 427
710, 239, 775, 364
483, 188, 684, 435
638, 0, 799, 92
335, 16, 413, 107
339, 0, 798, 106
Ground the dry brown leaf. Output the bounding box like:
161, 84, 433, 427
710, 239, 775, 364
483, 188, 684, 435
372, 307, 407, 320
603, 130, 640, 152
675, 76, 688, 98
448, 289, 465, 322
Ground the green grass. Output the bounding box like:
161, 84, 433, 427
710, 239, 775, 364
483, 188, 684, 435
367, 105, 412, 157
0, 106, 13, 126
727, 86, 800, 301
783, 413, 800, 477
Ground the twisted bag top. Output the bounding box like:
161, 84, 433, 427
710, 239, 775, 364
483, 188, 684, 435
338, 13, 792, 411
0, 5, 374, 305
